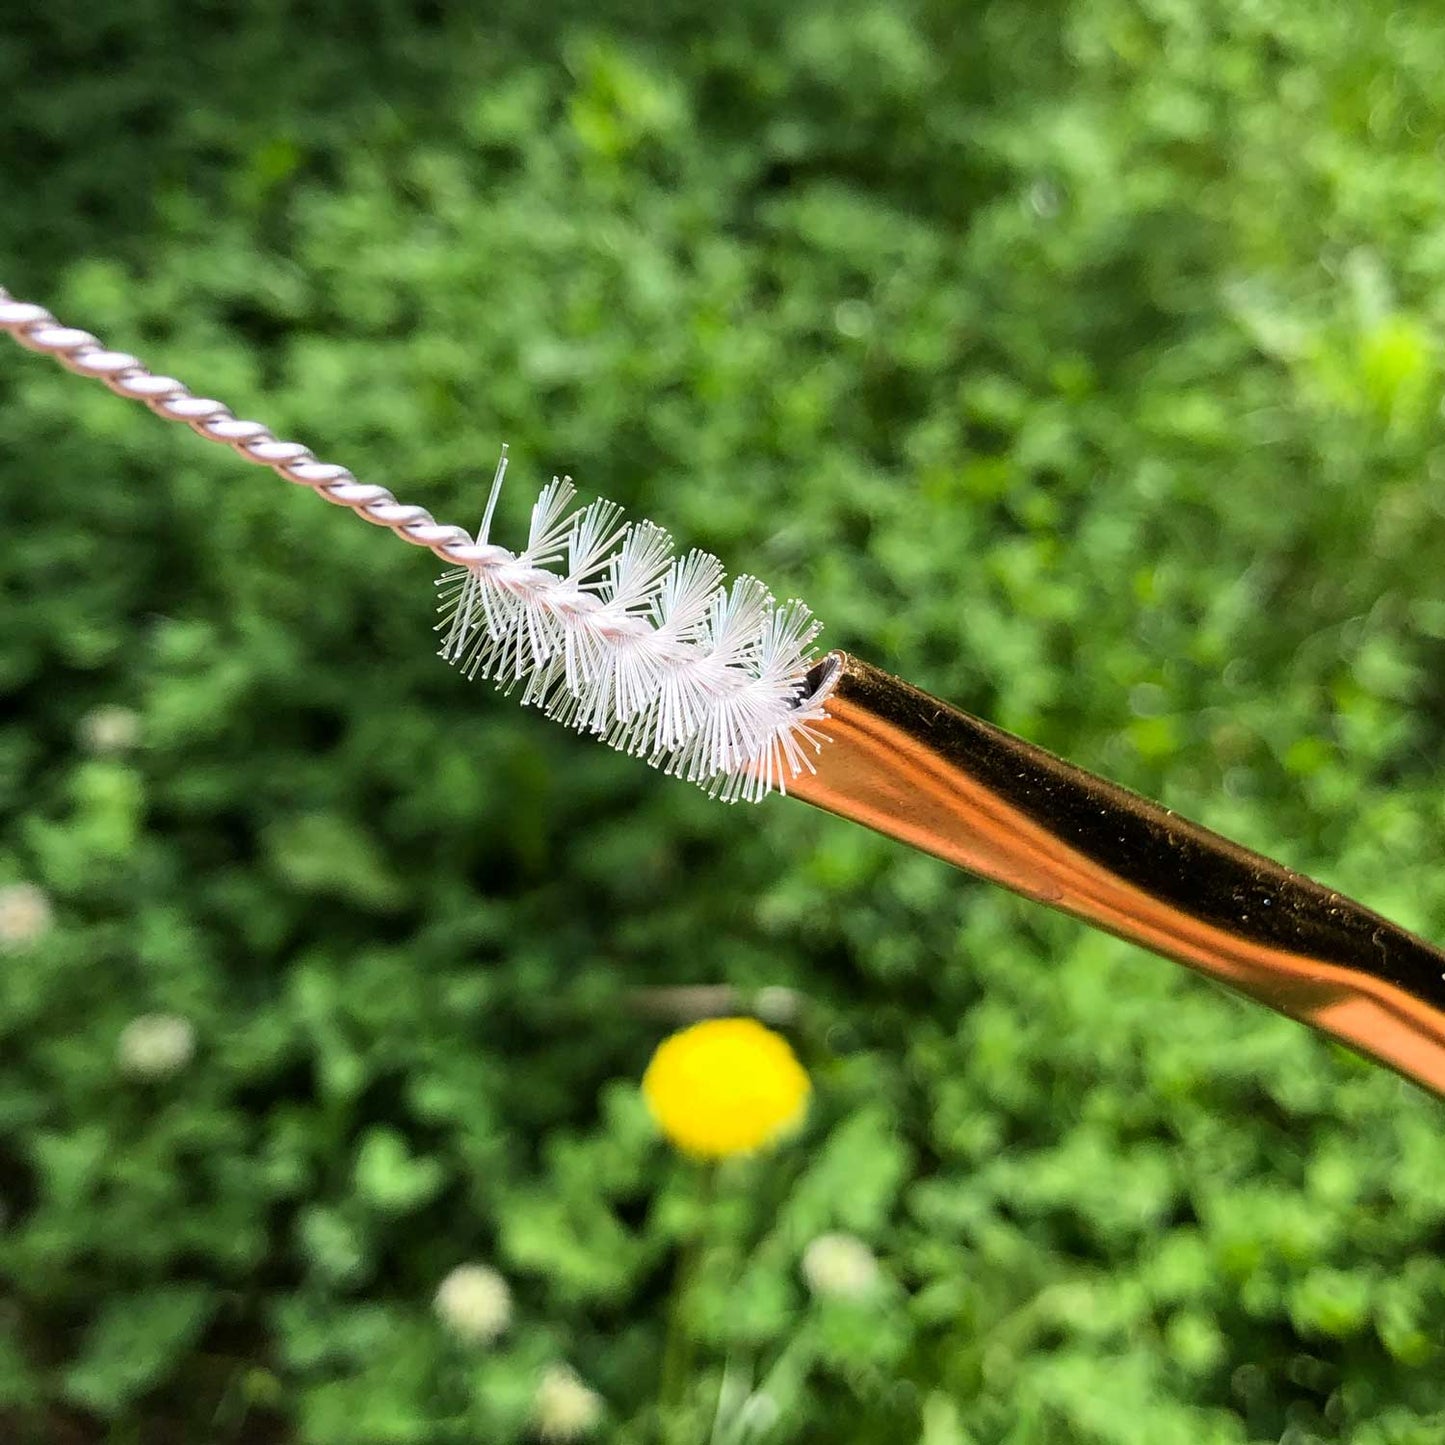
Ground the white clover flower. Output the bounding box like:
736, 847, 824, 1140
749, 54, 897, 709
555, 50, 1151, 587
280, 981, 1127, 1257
534, 1364, 604, 1441
434, 1263, 512, 1345
0, 883, 54, 952
801, 1232, 882, 1301
752, 985, 801, 1025
117, 1013, 196, 1079
79, 705, 141, 754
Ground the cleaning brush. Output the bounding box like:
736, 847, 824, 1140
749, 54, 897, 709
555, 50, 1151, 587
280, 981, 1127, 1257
6, 286, 1445, 1097
432, 447, 828, 802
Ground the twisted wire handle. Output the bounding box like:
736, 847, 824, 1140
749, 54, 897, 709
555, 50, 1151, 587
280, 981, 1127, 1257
0, 286, 497, 570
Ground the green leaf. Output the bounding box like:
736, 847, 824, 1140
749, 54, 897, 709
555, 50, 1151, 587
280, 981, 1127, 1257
264, 813, 406, 911
353, 1128, 445, 1216
63, 1286, 215, 1417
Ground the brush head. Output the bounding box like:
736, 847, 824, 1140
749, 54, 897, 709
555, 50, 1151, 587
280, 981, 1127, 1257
435, 452, 831, 802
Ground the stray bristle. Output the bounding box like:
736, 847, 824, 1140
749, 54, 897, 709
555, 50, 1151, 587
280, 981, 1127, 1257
436, 450, 829, 802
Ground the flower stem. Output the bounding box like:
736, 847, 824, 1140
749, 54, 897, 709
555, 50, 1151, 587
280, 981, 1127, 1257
658, 1163, 716, 1444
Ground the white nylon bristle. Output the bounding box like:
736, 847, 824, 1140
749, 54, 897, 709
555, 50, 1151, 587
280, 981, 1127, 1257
436, 454, 829, 802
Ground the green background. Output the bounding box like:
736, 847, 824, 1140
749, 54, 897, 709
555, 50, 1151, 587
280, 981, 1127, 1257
3, 0, 1445, 1440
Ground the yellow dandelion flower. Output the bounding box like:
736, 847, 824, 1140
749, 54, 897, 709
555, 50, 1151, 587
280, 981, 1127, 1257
641, 1017, 811, 1159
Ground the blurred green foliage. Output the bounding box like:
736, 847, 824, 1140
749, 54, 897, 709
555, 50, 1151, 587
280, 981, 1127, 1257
3, 0, 1445, 1440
